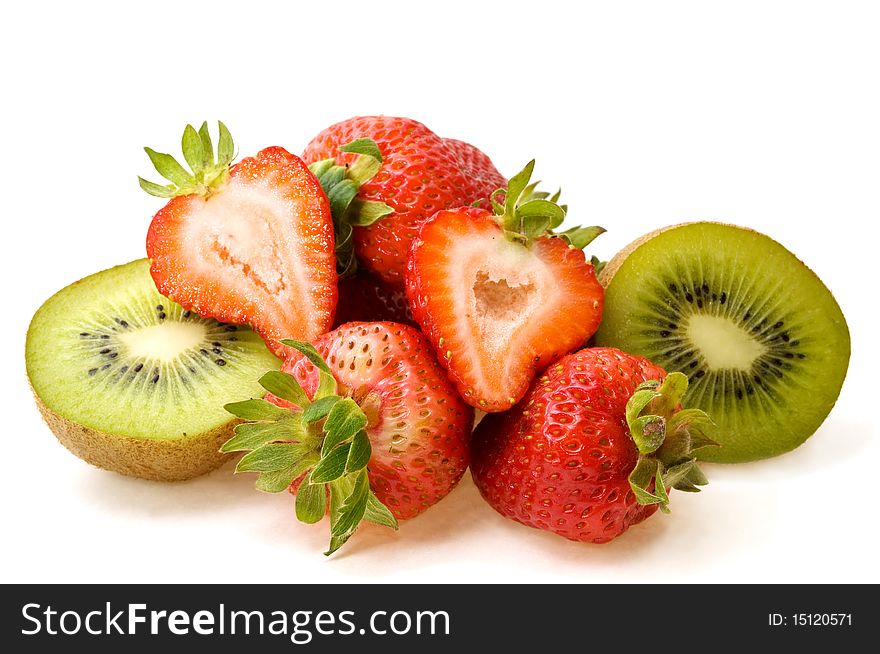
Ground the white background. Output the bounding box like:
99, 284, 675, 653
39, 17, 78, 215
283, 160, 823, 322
2, 0, 876, 583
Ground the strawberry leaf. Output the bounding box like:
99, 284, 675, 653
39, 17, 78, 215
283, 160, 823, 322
651, 372, 688, 415
255, 455, 318, 493
302, 395, 341, 423
224, 398, 289, 421
327, 470, 370, 555
516, 199, 566, 231
558, 225, 606, 250
625, 389, 659, 426
236, 442, 308, 473
181, 124, 204, 174
326, 179, 360, 223
504, 160, 536, 216
628, 457, 665, 507
138, 177, 176, 198
310, 443, 352, 483
296, 474, 327, 524
144, 147, 193, 187
221, 419, 305, 453
516, 214, 553, 242
345, 430, 372, 473
315, 371, 338, 399
308, 158, 335, 178
258, 371, 310, 408
364, 491, 398, 530
684, 465, 709, 487
661, 460, 695, 490
630, 416, 666, 454
344, 139, 383, 186
322, 399, 368, 456
197, 121, 214, 167
348, 199, 394, 227
335, 221, 357, 277
340, 138, 384, 162
280, 340, 332, 375
217, 121, 234, 166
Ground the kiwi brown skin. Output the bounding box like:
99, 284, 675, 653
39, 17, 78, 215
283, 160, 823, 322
31, 382, 234, 482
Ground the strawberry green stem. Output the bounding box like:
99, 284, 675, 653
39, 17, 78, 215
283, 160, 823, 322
222, 339, 398, 555
308, 138, 394, 277
491, 160, 605, 250
139, 121, 235, 199
625, 372, 718, 513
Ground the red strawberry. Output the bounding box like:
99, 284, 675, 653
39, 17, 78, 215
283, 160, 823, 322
406, 161, 606, 411
334, 271, 416, 328
471, 347, 715, 543
141, 122, 336, 358
223, 322, 473, 554
302, 116, 505, 284
443, 137, 507, 207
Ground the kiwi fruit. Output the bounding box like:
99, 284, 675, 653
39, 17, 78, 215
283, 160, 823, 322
594, 222, 850, 463
26, 259, 281, 481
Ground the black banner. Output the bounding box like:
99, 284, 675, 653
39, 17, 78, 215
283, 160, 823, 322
1, 584, 871, 650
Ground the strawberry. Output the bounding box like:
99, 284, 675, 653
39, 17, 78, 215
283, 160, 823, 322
443, 137, 507, 208
140, 122, 336, 358
471, 347, 716, 543
302, 116, 505, 284
406, 161, 606, 411
334, 271, 416, 328
223, 322, 473, 554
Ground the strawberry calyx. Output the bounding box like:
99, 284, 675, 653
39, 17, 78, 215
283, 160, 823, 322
309, 139, 394, 277
625, 372, 719, 513
222, 339, 398, 556
489, 160, 606, 249
139, 121, 235, 199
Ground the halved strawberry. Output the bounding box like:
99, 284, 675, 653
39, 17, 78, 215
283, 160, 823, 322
406, 162, 605, 411
141, 122, 336, 358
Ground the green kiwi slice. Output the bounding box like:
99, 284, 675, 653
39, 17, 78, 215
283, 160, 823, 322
26, 259, 281, 480
594, 222, 850, 463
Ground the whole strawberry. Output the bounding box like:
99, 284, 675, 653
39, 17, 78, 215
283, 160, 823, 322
141, 122, 336, 358
224, 322, 473, 554
302, 116, 505, 284
471, 347, 715, 543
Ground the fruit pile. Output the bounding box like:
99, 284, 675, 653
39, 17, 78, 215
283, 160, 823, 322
25, 117, 850, 555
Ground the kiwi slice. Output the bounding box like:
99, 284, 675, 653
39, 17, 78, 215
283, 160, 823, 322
26, 259, 281, 481
594, 222, 850, 463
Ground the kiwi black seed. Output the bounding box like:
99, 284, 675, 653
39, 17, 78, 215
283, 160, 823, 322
26, 259, 280, 481
594, 222, 850, 463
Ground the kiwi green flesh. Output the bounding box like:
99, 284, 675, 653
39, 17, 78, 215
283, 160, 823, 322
594, 222, 850, 463
26, 260, 281, 479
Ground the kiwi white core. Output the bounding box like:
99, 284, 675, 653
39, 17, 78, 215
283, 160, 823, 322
119, 322, 207, 362
686, 314, 767, 371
